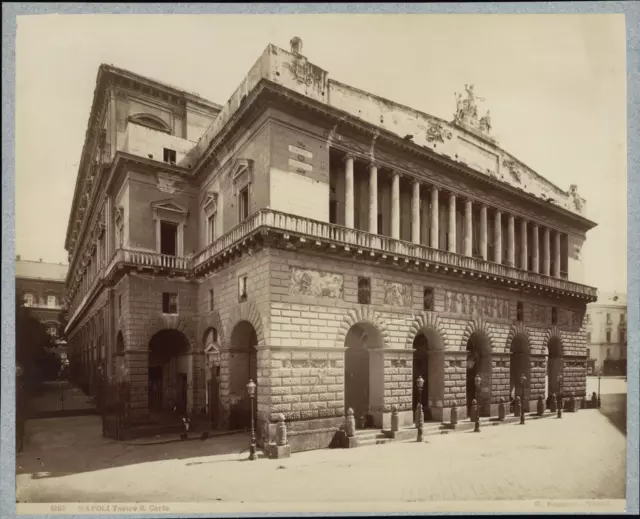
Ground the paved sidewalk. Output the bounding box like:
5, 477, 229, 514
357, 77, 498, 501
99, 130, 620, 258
16, 408, 626, 505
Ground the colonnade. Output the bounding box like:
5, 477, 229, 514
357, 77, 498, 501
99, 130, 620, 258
341, 154, 566, 278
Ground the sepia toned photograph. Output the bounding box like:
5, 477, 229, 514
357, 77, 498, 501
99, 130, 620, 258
7, 8, 633, 515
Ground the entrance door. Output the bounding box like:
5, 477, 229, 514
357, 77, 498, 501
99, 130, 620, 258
148, 366, 163, 411
412, 347, 430, 420
466, 352, 478, 413
208, 366, 220, 426
345, 346, 370, 429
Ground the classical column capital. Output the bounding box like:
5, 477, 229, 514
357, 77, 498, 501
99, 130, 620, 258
342, 153, 356, 163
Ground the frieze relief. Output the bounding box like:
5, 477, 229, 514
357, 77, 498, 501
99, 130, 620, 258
157, 172, 186, 195
530, 304, 550, 325
444, 290, 510, 319
290, 268, 344, 299
383, 281, 412, 307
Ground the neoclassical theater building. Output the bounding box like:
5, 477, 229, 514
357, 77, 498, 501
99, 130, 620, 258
64, 37, 597, 449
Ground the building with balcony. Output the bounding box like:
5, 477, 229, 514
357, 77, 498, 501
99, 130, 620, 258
64, 37, 597, 449
15, 256, 67, 339
585, 292, 626, 375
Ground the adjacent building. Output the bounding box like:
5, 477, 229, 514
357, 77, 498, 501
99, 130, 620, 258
585, 292, 627, 375
15, 256, 67, 339
64, 37, 598, 450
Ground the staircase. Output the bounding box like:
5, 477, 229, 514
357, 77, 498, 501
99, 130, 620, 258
354, 428, 394, 447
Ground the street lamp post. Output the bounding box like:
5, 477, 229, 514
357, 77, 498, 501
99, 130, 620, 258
597, 368, 602, 408
416, 376, 424, 442
557, 374, 563, 419
519, 374, 527, 425
246, 379, 257, 460
474, 374, 481, 433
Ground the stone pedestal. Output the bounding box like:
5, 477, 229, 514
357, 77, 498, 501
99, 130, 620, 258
345, 436, 359, 449
266, 443, 291, 459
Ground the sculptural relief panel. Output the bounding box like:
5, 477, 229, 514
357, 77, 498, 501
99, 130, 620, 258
383, 281, 412, 307
444, 290, 510, 319
289, 267, 344, 299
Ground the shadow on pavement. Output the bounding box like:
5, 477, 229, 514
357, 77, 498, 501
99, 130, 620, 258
598, 393, 627, 435
16, 415, 254, 480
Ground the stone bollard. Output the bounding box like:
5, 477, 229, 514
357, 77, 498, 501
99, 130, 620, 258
514, 396, 521, 417
498, 399, 506, 421
550, 393, 557, 413
345, 408, 356, 438
344, 408, 358, 448
470, 399, 478, 423
536, 396, 544, 416
450, 402, 458, 426
391, 405, 399, 433
276, 414, 287, 446
267, 413, 291, 459
416, 403, 424, 442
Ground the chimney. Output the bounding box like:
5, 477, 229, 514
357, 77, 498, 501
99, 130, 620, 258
290, 36, 303, 56
16, 255, 21, 261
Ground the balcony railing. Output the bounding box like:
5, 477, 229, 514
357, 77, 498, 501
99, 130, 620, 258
192, 209, 597, 298
117, 249, 191, 270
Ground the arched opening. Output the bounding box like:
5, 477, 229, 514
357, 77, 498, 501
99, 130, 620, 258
466, 332, 492, 417
344, 322, 384, 429
116, 331, 125, 354
203, 327, 221, 426
546, 337, 563, 408
412, 329, 445, 421
509, 334, 531, 412
228, 321, 258, 430
148, 329, 190, 415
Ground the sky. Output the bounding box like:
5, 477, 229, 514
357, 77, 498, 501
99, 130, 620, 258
14, 13, 627, 293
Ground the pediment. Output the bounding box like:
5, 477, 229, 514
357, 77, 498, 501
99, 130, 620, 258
128, 113, 171, 134
230, 158, 254, 185
151, 199, 188, 214
204, 343, 220, 354
201, 191, 219, 215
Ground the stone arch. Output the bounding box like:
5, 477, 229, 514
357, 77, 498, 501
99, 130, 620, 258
508, 323, 532, 410
128, 113, 171, 134
405, 311, 448, 350
199, 310, 226, 351
335, 305, 390, 348
142, 314, 197, 352
225, 301, 265, 348
543, 326, 564, 404
461, 317, 495, 351
505, 321, 531, 351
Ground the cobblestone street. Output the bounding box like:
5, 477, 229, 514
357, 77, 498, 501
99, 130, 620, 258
16, 403, 626, 508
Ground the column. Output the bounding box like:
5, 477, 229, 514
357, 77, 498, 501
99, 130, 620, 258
464, 199, 472, 257
480, 204, 488, 260
507, 214, 515, 266
391, 171, 400, 239
430, 187, 439, 249
344, 155, 355, 229
368, 163, 378, 234
553, 231, 561, 278
520, 219, 528, 270
494, 209, 502, 263
532, 224, 540, 273
448, 193, 456, 253
542, 227, 551, 276
411, 180, 420, 244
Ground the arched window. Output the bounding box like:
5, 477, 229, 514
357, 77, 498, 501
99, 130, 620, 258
23, 292, 35, 307
47, 295, 58, 308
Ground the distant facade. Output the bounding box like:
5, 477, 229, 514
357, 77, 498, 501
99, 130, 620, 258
15, 257, 67, 338
585, 292, 627, 375
64, 37, 597, 450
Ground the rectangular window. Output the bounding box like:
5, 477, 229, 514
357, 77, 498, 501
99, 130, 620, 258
377, 213, 383, 236
162, 293, 178, 314
239, 186, 249, 221
606, 331, 611, 343
160, 220, 178, 256
587, 332, 591, 343
208, 288, 214, 312
620, 331, 626, 344
606, 312, 611, 324
423, 287, 434, 311
620, 313, 625, 324
47, 295, 57, 308
238, 275, 248, 302
551, 307, 558, 325
118, 294, 122, 316
207, 213, 217, 245
357, 277, 371, 305
163, 148, 176, 164
606, 348, 611, 359
585, 313, 591, 324
516, 302, 524, 322
23, 293, 34, 307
